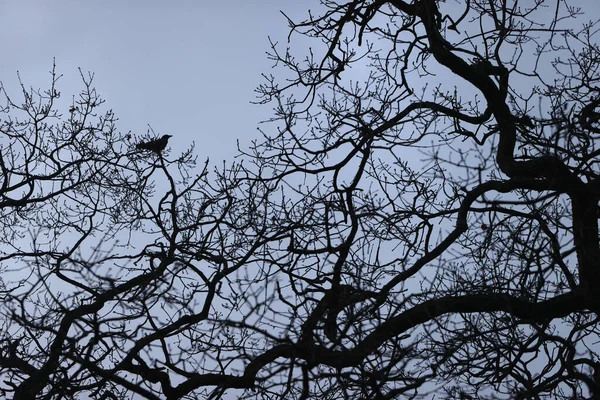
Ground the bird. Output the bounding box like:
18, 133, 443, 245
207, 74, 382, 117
135, 134, 173, 154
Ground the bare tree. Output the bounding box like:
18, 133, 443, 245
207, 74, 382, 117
1, 0, 600, 399
243, 0, 600, 398
0, 66, 286, 400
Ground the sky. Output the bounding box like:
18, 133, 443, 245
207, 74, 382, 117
1, 1, 599, 398
0, 0, 314, 162
2, 0, 596, 164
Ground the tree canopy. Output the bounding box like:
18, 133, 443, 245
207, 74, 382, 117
1, 0, 600, 399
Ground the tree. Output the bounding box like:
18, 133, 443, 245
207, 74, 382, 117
0, 67, 280, 400
1, 0, 600, 399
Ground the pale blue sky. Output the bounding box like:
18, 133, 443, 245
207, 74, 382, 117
1, 0, 598, 162
1, 2, 600, 399
0, 0, 313, 160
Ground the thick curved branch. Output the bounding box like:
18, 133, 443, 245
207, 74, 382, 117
168, 290, 590, 398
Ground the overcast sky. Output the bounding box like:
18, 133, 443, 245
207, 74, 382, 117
2, 1, 597, 163
0, 0, 314, 161
1, 1, 599, 399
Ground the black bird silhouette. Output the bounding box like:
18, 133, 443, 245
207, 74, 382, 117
136, 134, 173, 153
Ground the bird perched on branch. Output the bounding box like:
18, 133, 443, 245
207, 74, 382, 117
135, 134, 173, 154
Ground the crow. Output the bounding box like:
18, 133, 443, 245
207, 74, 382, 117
136, 134, 173, 153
